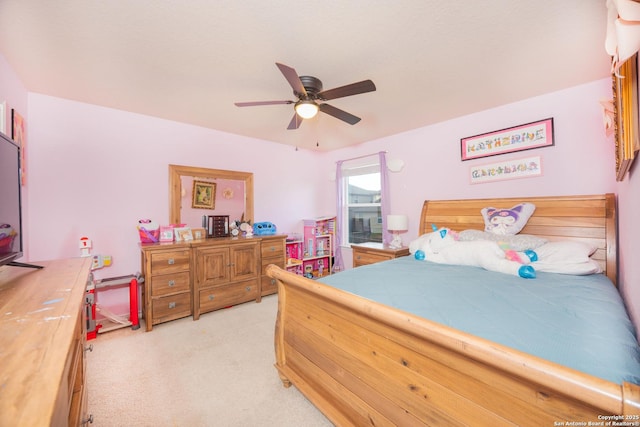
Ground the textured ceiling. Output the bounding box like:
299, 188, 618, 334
0, 1, 612, 151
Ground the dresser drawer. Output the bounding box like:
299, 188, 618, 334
152, 293, 192, 324
149, 250, 190, 275
261, 256, 284, 271
199, 280, 258, 313
150, 271, 190, 297
261, 275, 278, 295
352, 244, 410, 268
261, 241, 284, 259
354, 252, 393, 266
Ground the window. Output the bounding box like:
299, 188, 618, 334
342, 163, 382, 244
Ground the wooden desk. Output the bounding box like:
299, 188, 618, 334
0, 258, 92, 426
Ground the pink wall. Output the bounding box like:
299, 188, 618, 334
327, 79, 617, 237
24, 94, 329, 275
2, 52, 639, 331
327, 78, 640, 326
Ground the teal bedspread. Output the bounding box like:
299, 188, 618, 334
318, 257, 640, 385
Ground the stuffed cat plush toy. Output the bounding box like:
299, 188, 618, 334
410, 226, 537, 278
482, 203, 535, 236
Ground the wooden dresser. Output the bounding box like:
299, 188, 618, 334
0, 258, 93, 426
259, 235, 286, 297
140, 235, 286, 330
139, 242, 193, 331
351, 242, 410, 267
193, 238, 260, 320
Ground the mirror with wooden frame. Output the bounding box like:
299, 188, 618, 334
168, 164, 254, 227
613, 54, 640, 181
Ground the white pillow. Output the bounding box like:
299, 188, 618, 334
533, 260, 602, 275
532, 241, 602, 275
457, 229, 547, 251
534, 241, 596, 264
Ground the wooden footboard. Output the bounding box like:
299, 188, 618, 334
267, 264, 640, 426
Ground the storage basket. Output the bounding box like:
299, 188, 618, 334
137, 220, 159, 243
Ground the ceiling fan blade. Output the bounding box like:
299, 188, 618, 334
317, 80, 376, 101
234, 100, 293, 107
276, 63, 307, 97
287, 113, 302, 130
319, 103, 361, 125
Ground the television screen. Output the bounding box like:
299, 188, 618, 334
0, 131, 23, 267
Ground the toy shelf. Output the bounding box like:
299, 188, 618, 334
286, 239, 304, 275
301, 216, 336, 279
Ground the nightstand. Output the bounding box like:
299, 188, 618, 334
351, 242, 410, 267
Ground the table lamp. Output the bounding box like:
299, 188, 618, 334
387, 215, 408, 249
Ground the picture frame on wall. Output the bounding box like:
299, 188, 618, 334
192, 180, 216, 209
469, 155, 543, 184
613, 54, 639, 181
461, 118, 554, 161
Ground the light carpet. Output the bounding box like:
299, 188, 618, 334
86, 294, 333, 426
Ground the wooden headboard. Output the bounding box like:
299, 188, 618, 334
419, 194, 617, 285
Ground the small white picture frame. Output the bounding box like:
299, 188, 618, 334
174, 227, 193, 242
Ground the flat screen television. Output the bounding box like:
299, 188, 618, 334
0, 131, 25, 267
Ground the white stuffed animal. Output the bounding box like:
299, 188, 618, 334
410, 226, 537, 278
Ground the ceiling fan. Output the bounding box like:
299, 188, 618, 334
234, 62, 376, 130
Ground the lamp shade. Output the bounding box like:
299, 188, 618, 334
387, 215, 408, 231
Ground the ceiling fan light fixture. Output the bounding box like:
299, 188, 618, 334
295, 100, 319, 119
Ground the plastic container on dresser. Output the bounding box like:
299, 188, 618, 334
301, 216, 336, 279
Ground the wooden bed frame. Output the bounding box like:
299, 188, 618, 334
266, 194, 640, 425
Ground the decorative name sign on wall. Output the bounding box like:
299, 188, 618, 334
461, 118, 554, 161
469, 155, 542, 184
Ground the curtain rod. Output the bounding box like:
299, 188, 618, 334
337, 151, 387, 163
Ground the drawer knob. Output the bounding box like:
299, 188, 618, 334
208, 295, 215, 301
168, 302, 176, 309
271, 279, 276, 285
245, 286, 252, 292
168, 280, 175, 287
269, 247, 275, 252
168, 258, 175, 265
